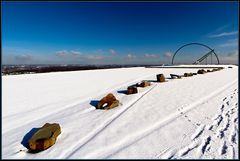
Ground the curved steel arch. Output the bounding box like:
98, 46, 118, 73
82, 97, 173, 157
171, 43, 220, 65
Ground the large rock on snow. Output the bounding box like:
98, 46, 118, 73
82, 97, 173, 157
197, 69, 207, 74
127, 86, 138, 95
156, 74, 166, 82
28, 123, 61, 151
170, 74, 182, 79
184, 73, 193, 77
97, 93, 119, 110
136, 81, 151, 87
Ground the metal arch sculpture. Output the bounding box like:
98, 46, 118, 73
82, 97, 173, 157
171, 43, 220, 65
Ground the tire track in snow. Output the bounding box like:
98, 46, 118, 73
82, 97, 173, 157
63, 84, 158, 158
158, 149, 177, 159
78, 79, 237, 159
191, 125, 205, 140
3, 73, 159, 134
153, 147, 170, 159
177, 141, 199, 157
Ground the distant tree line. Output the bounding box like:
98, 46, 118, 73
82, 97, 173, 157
2, 64, 156, 75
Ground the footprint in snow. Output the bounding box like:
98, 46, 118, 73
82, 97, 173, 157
218, 118, 230, 139
229, 125, 237, 144
220, 104, 224, 112
196, 123, 201, 126
210, 115, 223, 131
200, 136, 211, 155
219, 141, 228, 155
233, 117, 238, 123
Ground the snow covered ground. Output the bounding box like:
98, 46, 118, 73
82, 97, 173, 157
2, 65, 238, 159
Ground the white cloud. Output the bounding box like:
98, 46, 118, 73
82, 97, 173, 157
56, 50, 81, 57
219, 39, 238, 47
209, 31, 238, 38
109, 49, 117, 55
70, 50, 81, 55
56, 50, 68, 56
219, 50, 238, 64
215, 24, 231, 32
127, 54, 136, 59
164, 52, 173, 58
227, 50, 238, 57
143, 54, 159, 58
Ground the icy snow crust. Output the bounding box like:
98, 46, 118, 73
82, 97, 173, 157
2, 65, 238, 159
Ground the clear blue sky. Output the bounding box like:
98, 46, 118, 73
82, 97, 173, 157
2, 1, 239, 64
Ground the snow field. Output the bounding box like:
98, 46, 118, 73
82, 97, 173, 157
2, 65, 238, 159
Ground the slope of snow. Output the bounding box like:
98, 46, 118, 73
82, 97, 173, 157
2, 65, 238, 159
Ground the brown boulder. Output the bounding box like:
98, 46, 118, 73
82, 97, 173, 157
156, 74, 165, 82
197, 69, 207, 74
97, 93, 119, 110
127, 86, 138, 95
136, 81, 151, 87
184, 73, 193, 77
170, 74, 182, 79
28, 123, 61, 151
207, 69, 211, 72
212, 68, 218, 72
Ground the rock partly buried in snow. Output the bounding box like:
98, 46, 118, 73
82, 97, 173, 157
212, 68, 218, 72
136, 81, 151, 87
28, 123, 61, 152
170, 74, 182, 79
184, 73, 193, 77
97, 93, 119, 110
212, 67, 224, 72
197, 69, 207, 74
156, 74, 166, 82
127, 86, 138, 94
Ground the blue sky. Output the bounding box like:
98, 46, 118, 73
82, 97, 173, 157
2, 1, 239, 65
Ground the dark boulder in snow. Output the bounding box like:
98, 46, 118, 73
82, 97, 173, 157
97, 93, 119, 110
28, 123, 61, 152
136, 81, 151, 87
197, 69, 207, 74
156, 74, 166, 82
127, 86, 138, 95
